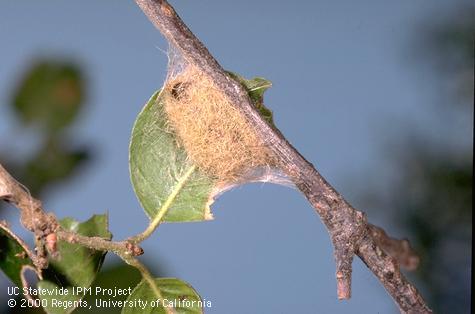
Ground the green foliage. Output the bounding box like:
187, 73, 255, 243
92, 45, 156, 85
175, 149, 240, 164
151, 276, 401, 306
75, 263, 144, 314
12, 61, 85, 132
129, 91, 215, 222
0, 59, 90, 203
226, 71, 274, 125
122, 278, 203, 314
20, 138, 89, 196
44, 215, 111, 287
0, 224, 35, 287
39, 215, 111, 314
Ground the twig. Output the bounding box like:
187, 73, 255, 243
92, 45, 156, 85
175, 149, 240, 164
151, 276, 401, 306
0, 164, 144, 266
56, 231, 144, 257
133, 1, 432, 312
0, 164, 53, 236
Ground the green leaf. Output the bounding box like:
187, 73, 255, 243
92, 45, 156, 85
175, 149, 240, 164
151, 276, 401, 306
74, 263, 144, 314
122, 278, 203, 314
129, 91, 215, 223
226, 71, 274, 125
12, 60, 85, 132
21, 138, 90, 197
38, 214, 111, 314
37, 281, 87, 314
129, 72, 273, 224
0, 222, 37, 287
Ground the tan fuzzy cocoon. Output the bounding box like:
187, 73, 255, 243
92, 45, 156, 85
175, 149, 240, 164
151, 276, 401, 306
163, 67, 275, 183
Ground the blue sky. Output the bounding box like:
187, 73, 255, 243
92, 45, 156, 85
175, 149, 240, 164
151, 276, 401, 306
0, 1, 471, 313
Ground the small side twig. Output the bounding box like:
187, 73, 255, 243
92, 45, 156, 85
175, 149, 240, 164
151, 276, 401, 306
133, 1, 431, 312
369, 224, 420, 271
56, 231, 144, 257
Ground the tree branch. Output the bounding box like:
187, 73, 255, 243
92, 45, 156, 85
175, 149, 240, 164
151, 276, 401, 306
133, 1, 432, 312
0, 163, 144, 269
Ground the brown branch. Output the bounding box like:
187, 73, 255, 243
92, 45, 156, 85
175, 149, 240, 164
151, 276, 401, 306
0, 164, 143, 269
0, 164, 55, 244
369, 224, 420, 271
133, 1, 432, 312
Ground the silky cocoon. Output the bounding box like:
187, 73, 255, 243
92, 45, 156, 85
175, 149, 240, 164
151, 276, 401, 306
162, 65, 276, 184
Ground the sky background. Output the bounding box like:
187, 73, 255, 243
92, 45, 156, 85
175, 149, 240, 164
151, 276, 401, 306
0, 1, 472, 313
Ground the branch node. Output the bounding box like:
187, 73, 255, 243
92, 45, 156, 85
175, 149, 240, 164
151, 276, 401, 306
126, 241, 145, 256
